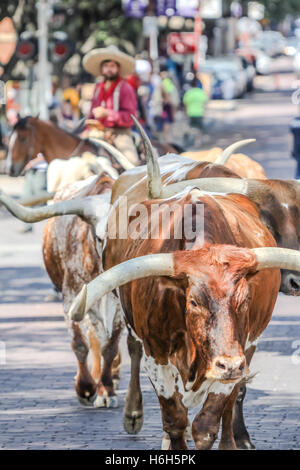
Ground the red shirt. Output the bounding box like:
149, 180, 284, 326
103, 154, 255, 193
89, 79, 138, 128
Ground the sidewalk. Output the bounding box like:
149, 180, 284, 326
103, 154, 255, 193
0, 175, 24, 196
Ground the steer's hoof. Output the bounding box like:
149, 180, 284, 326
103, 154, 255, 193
235, 437, 256, 450
113, 378, 120, 390
93, 394, 119, 408
123, 411, 143, 435
77, 391, 97, 406
161, 433, 171, 450
93, 395, 107, 408
106, 395, 118, 408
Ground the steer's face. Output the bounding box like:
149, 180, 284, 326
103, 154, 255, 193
175, 246, 256, 383
258, 181, 300, 295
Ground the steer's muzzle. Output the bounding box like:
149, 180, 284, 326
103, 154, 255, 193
280, 269, 300, 296
206, 355, 247, 382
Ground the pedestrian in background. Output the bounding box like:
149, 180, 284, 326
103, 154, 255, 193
161, 70, 179, 142
290, 113, 300, 179
183, 76, 208, 148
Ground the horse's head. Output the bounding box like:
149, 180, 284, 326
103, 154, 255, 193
6, 116, 41, 176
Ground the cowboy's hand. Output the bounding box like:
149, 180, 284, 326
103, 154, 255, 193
92, 106, 109, 119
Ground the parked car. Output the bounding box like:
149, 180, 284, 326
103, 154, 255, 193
251, 31, 286, 58
293, 51, 300, 79
200, 56, 248, 100
285, 36, 300, 56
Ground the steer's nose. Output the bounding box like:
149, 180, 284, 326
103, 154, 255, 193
209, 355, 247, 381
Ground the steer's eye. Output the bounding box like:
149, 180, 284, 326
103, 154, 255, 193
19, 137, 26, 143
190, 299, 197, 307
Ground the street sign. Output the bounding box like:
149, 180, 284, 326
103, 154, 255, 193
200, 0, 222, 19
122, 0, 149, 18
176, 0, 199, 18
168, 32, 196, 55
0, 17, 17, 65
156, 0, 176, 16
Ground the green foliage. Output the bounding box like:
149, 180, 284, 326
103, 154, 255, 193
258, 0, 300, 21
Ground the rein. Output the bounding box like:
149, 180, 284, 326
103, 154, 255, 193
67, 138, 86, 158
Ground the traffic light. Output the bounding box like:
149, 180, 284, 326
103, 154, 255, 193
15, 32, 38, 61
50, 31, 74, 63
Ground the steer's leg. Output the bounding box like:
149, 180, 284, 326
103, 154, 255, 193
88, 304, 123, 409
143, 355, 188, 450
71, 322, 97, 405
192, 392, 229, 450
158, 394, 188, 450
232, 345, 256, 450
97, 323, 123, 408
218, 386, 239, 450
89, 328, 102, 384
123, 329, 144, 434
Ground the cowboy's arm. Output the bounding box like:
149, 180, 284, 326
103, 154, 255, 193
88, 83, 101, 119
105, 82, 137, 127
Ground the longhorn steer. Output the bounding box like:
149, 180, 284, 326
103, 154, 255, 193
69, 186, 300, 450
181, 147, 266, 179
0, 173, 124, 408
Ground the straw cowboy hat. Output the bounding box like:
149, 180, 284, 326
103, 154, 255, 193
83, 45, 135, 77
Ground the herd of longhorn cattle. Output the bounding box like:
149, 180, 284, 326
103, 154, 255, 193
1, 117, 300, 450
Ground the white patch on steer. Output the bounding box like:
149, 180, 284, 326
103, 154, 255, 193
142, 355, 184, 399
142, 354, 235, 410
245, 333, 259, 351
281, 203, 289, 210
183, 379, 235, 409
94, 293, 122, 339
82, 192, 111, 240
126, 323, 143, 344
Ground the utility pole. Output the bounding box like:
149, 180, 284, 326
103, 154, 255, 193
36, 0, 51, 119
193, 0, 202, 71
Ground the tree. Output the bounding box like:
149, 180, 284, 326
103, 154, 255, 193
0, 0, 143, 80
259, 0, 300, 22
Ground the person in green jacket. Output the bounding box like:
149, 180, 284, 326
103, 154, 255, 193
183, 76, 208, 132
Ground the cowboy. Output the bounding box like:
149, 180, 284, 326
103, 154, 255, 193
83, 45, 139, 165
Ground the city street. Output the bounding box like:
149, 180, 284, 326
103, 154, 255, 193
0, 70, 300, 450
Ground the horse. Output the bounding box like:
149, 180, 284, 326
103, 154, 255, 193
5, 116, 134, 177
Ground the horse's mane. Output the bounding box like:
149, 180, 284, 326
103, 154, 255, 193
13, 115, 80, 140
13, 116, 30, 131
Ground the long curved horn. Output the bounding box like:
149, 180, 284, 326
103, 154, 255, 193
214, 139, 256, 166
252, 247, 300, 271
131, 115, 162, 199
20, 191, 56, 207
0, 191, 88, 223
69, 253, 174, 321
89, 137, 134, 171
161, 177, 250, 199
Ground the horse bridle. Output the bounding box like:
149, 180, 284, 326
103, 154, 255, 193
21, 123, 39, 172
